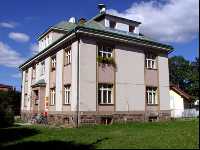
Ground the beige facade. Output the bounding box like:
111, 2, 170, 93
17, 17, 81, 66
20, 9, 173, 126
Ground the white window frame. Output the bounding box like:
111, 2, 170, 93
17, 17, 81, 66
65, 48, 71, 65
50, 88, 56, 105
98, 84, 113, 104
64, 85, 71, 104
146, 53, 157, 69
40, 61, 45, 76
98, 45, 113, 58
51, 56, 56, 70
146, 87, 158, 105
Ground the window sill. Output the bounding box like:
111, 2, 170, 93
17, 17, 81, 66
64, 63, 71, 67
145, 68, 158, 70
98, 103, 114, 106
63, 103, 71, 105
147, 104, 159, 106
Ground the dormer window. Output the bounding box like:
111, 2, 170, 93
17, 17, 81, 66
129, 25, 135, 32
109, 20, 116, 29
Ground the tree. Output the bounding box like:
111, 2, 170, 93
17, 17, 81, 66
0, 90, 21, 127
169, 56, 199, 101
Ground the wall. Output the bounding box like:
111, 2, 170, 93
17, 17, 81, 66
79, 38, 97, 111
115, 45, 145, 111
55, 49, 64, 111
158, 55, 170, 111
170, 90, 184, 118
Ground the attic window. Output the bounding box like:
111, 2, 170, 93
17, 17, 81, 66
129, 25, 135, 32
109, 20, 116, 29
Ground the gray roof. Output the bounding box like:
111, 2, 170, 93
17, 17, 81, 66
20, 13, 173, 69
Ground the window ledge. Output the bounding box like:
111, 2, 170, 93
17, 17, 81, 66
63, 104, 71, 105
98, 104, 114, 106
146, 68, 158, 70
147, 104, 159, 106
64, 64, 71, 67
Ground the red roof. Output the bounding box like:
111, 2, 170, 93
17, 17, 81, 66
0, 84, 13, 88
170, 84, 192, 101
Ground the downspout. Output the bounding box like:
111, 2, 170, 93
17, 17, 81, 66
75, 27, 80, 128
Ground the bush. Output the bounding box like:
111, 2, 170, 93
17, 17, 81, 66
0, 91, 18, 127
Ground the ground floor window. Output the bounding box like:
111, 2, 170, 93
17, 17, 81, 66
98, 84, 113, 104
64, 85, 71, 104
146, 87, 158, 105
50, 88, 56, 105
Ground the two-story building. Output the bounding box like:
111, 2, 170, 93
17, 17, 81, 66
19, 4, 173, 126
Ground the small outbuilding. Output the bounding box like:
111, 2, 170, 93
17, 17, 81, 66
169, 85, 193, 118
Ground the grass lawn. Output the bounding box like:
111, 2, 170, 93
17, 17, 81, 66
0, 119, 199, 149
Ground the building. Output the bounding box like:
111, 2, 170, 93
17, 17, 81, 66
170, 85, 193, 118
19, 4, 173, 126
0, 84, 15, 92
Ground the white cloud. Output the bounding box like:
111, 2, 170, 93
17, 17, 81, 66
0, 22, 16, 28
9, 32, 30, 42
108, 0, 199, 43
0, 41, 25, 67
30, 43, 39, 55
11, 73, 21, 78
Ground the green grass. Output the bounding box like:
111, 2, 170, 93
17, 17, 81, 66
0, 119, 199, 149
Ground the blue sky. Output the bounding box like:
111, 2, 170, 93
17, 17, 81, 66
0, 0, 199, 91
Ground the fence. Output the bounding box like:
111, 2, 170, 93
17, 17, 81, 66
171, 109, 199, 118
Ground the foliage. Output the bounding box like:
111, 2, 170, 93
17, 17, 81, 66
0, 120, 198, 149
169, 56, 199, 100
0, 91, 21, 127
97, 56, 117, 68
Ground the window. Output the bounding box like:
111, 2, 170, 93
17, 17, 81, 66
25, 70, 28, 82
146, 53, 157, 69
98, 84, 113, 104
50, 88, 56, 105
109, 20, 116, 29
32, 66, 36, 81
129, 25, 135, 32
98, 45, 113, 58
51, 56, 56, 70
40, 61, 45, 76
64, 47, 71, 65
34, 90, 39, 105
64, 85, 71, 104
146, 87, 158, 105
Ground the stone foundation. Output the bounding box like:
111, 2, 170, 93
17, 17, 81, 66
21, 111, 171, 127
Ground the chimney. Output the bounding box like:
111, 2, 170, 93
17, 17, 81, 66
78, 18, 87, 24
98, 4, 106, 13
68, 17, 76, 23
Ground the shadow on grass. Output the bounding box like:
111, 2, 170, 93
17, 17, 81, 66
0, 127, 40, 145
1, 141, 96, 150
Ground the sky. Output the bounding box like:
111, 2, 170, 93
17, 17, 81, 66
0, 0, 199, 91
